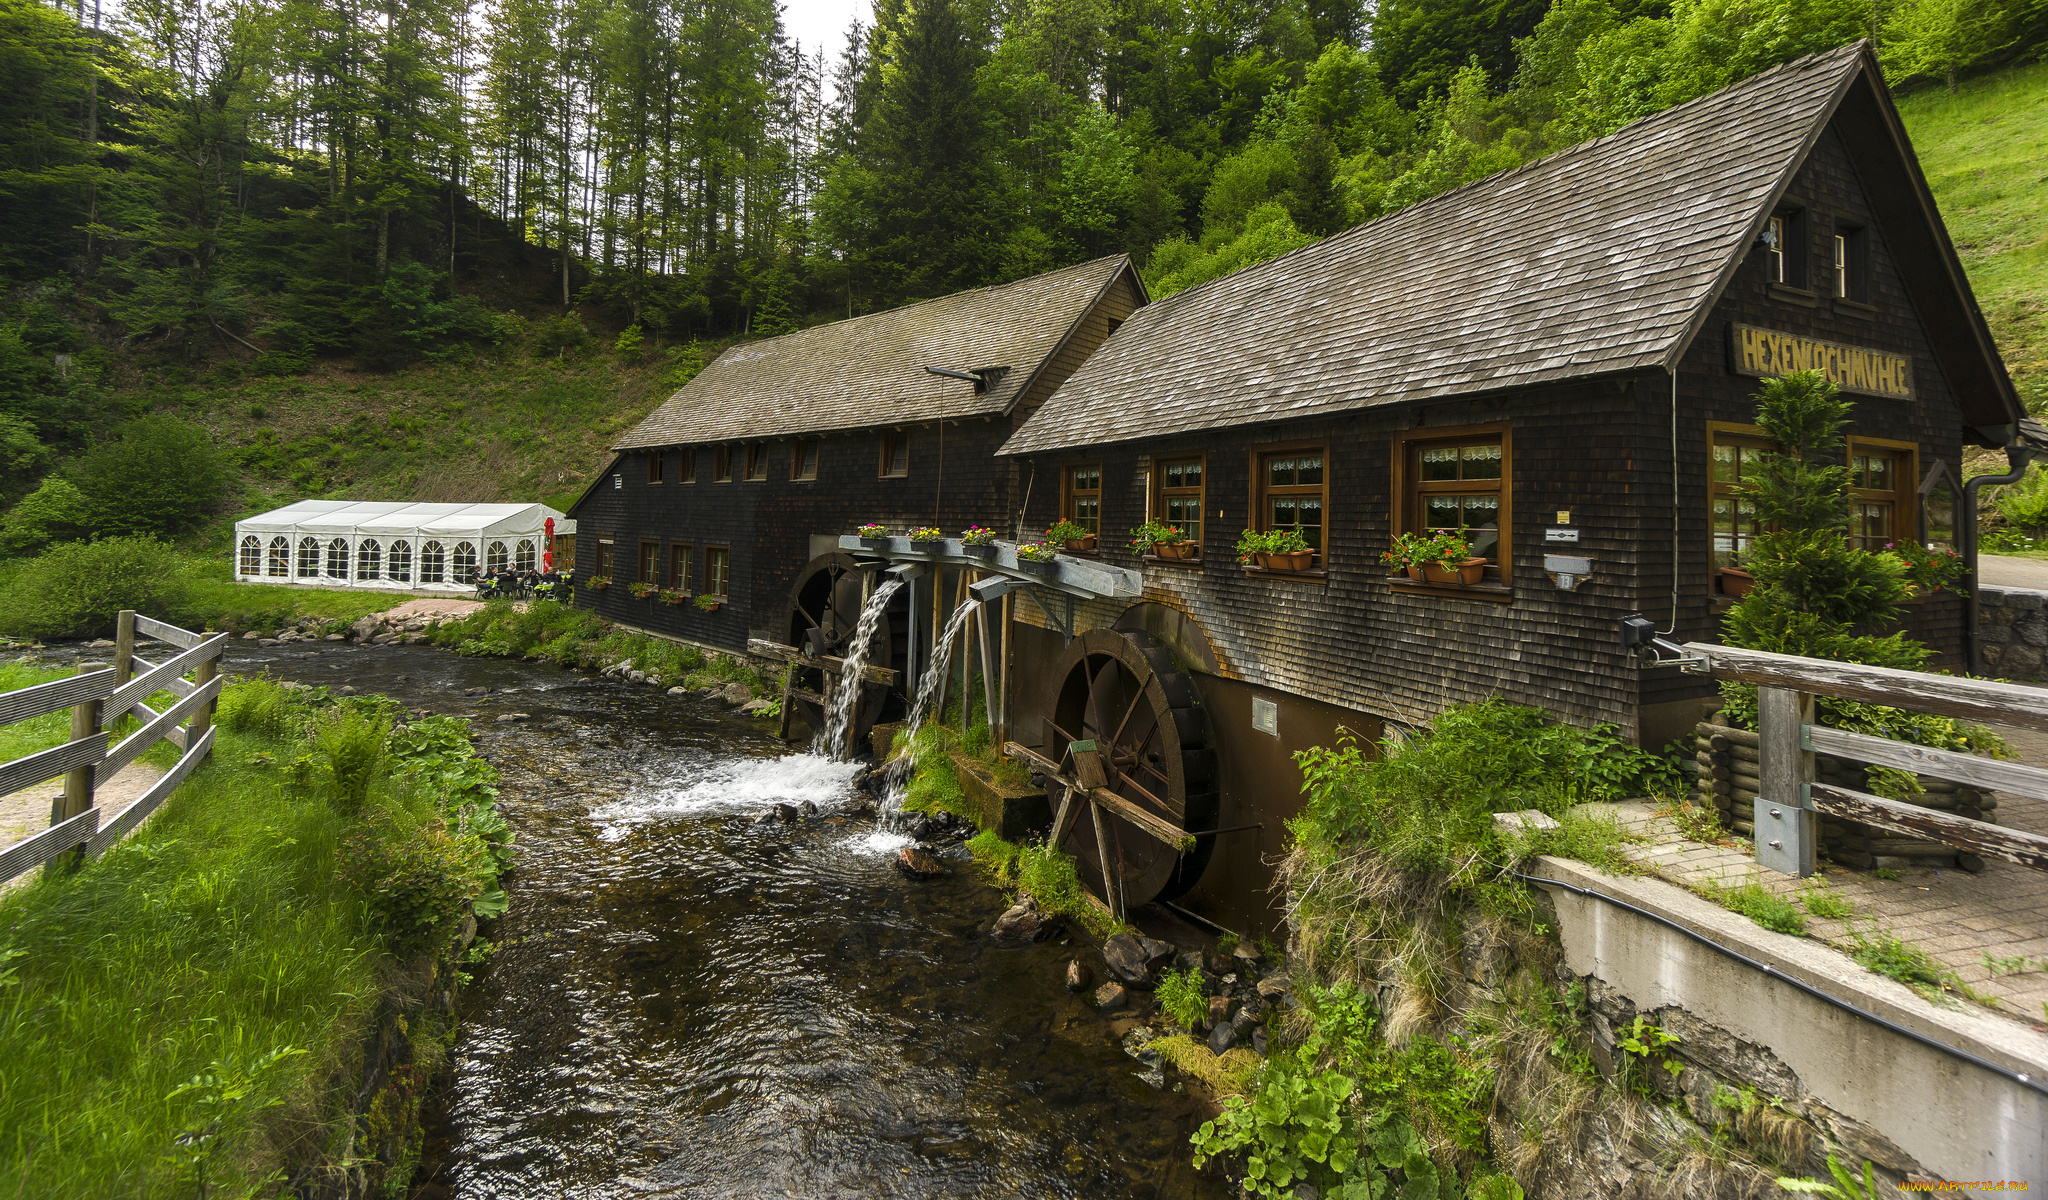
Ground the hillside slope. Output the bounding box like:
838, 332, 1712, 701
1897, 60, 2048, 410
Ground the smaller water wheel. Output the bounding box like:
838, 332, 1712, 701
1041, 628, 1218, 916
784, 553, 906, 745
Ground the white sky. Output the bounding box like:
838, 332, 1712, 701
782, 0, 867, 66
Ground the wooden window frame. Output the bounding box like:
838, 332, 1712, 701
713, 446, 733, 482
1707, 420, 1773, 598
705, 545, 731, 598
1062, 462, 1104, 540
792, 439, 819, 481
1833, 223, 1870, 305
595, 539, 615, 580
1149, 453, 1206, 564
1847, 435, 1917, 553
1244, 439, 1331, 579
668, 542, 693, 592
679, 446, 697, 484
879, 432, 909, 478
744, 443, 768, 481
646, 450, 664, 485
1389, 423, 1512, 599
637, 539, 661, 584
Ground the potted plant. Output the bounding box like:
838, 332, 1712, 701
1235, 528, 1275, 568
694, 593, 724, 611
908, 526, 946, 548
585, 575, 612, 591
1883, 540, 1967, 595
1717, 565, 1754, 597
1015, 541, 1060, 578
856, 523, 890, 547
960, 526, 999, 558
1130, 520, 1195, 560
1418, 531, 1484, 585
628, 580, 658, 598
1382, 532, 1434, 581
1046, 518, 1096, 553
657, 587, 689, 606
1266, 528, 1313, 572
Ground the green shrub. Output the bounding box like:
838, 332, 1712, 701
0, 536, 193, 639
67, 413, 229, 538
316, 710, 389, 815
335, 811, 488, 948
215, 678, 300, 741
1157, 968, 1209, 1029
0, 475, 92, 554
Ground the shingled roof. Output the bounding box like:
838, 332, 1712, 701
1001, 43, 1978, 456
615, 256, 1135, 449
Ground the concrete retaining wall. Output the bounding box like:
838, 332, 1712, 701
1527, 856, 2048, 1187
1979, 586, 2048, 683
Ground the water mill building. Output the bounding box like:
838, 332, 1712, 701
569, 41, 2033, 936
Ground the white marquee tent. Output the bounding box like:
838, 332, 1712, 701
234, 501, 573, 592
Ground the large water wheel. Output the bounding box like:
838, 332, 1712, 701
1042, 628, 1218, 913
784, 553, 908, 745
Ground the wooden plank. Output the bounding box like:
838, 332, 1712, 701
1072, 744, 1108, 791
133, 614, 206, 650
1089, 787, 1189, 849
0, 808, 100, 884
98, 675, 222, 785
1811, 782, 2048, 871
103, 635, 225, 723
747, 638, 901, 686
1090, 799, 1123, 921
1806, 725, 2048, 799
87, 728, 215, 857
1004, 741, 1062, 776
1049, 786, 1081, 847
1684, 643, 2048, 732
125, 655, 196, 699
0, 733, 107, 799
0, 670, 116, 727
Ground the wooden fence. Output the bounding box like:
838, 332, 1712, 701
1683, 643, 2048, 877
0, 611, 224, 884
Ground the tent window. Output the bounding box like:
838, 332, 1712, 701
389, 540, 412, 583
267, 536, 290, 577
357, 539, 381, 581
239, 536, 261, 576
453, 541, 478, 581
298, 537, 321, 577
516, 539, 536, 571
326, 539, 350, 579
421, 541, 446, 584
486, 541, 510, 572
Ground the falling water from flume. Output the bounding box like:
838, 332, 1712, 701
822, 577, 904, 760
883, 597, 983, 814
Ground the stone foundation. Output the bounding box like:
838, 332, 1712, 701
1977, 586, 2048, 682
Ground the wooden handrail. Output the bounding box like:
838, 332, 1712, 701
1805, 725, 2048, 797
1682, 642, 2048, 732
103, 634, 225, 723
1811, 783, 2048, 872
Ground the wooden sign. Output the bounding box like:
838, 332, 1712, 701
1731, 324, 1914, 401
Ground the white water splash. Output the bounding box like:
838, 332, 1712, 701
882, 597, 984, 814
822, 578, 904, 761
841, 829, 914, 856
592, 752, 861, 837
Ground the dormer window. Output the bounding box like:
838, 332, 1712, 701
1767, 210, 1806, 288
1832, 225, 1868, 302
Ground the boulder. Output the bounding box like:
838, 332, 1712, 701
348, 614, 383, 641
1065, 960, 1092, 992
496, 712, 531, 723
1093, 982, 1130, 1013
1232, 941, 1263, 966
667, 686, 688, 696
371, 631, 402, 645
739, 699, 776, 716
258, 638, 281, 647
628, 670, 648, 684
772, 803, 799, 823
242, 631, 261, 640
1256, 975, 1292, 1001
336, 685, 357, 696
1252, 1027, 1268, 1056
799, 801, 818, 816
324, 633, 346, 642
1103, 933, 1177, 985
894, 846, 947, 878
1208, 1021, 1240, 1056
719, 683, 753, 706
1208, 995, 1238, 1027
992, 902, 1046, 941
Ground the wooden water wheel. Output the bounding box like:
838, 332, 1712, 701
783, 553, 907, 744
1037, 628, 1217, 915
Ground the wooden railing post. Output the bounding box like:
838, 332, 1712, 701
1756, 686, 1817, 878
188, 652, 218, 740
113, 610, 135, 686
47, 691, 101, 877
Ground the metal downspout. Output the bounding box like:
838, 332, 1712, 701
1964, 439, 2035, 676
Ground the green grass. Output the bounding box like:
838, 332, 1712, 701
1711, 882, 1809, 936
426, 600, 772, 696
1898, 60, 2048, 411
1796, 883, 1856, 920
0, 724, 379, 1198
184, 559, 413, 633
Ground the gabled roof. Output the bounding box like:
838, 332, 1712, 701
1001, 42, 2022, 456
615, 256, 1139, 450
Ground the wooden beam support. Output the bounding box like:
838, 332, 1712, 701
1089, 787, 1192, 850
747, 638, 902, 686
1812, 782, 2048, 872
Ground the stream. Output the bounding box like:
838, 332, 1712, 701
217, 641, 1226, 1200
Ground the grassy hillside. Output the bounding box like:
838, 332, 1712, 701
164, 348, 686, 555
1897, 60, 2048, 412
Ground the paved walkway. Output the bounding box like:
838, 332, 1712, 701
1595, 718, 2048, 1029
0, 761, 165, 895
1980, 554, 2048, 591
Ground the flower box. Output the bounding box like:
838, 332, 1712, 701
1717, 567, 1754, 597
1421, 558, 1487, 586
